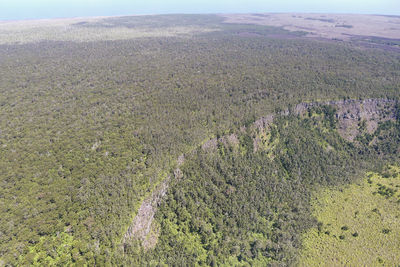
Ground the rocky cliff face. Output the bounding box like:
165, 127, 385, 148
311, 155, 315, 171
122, 177, 169, 250
294, 99, 398, 141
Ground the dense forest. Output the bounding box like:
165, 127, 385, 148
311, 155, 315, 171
135, 105, 400, 266
0, 14, 399, 265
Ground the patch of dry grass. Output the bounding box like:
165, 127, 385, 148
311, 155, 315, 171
0, 17, 217, 44
221, 13, 400, 40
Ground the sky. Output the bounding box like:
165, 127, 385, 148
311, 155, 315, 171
1, 0, 399, 20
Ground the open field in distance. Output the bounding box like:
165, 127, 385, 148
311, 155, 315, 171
221, 13, 400, 40
0, 15, 219, 44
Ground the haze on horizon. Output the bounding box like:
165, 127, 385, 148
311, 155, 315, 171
1, 0, 399, 21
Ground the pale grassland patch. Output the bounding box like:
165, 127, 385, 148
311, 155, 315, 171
221, 13, 400, 40
0, 18, 218, 44
299, 165, 400, 266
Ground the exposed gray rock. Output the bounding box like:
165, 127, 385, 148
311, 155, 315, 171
292, 99, 397, 141
123, 177, 169, 250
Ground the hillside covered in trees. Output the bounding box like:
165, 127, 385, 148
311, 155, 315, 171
137, 102, 400, 265
0, 14, 399, 265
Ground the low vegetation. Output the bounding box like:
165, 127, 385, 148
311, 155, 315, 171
299, 166, 400, 266
0, 15, 221, 44
221, 13, 400, 41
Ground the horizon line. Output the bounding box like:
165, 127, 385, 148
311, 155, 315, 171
1, 11, 399, 23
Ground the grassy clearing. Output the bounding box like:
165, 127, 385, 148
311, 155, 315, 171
299, 165, 400, 266
221, 13, 400, 40
0, 24, 217, 44
0, 17, 218, 44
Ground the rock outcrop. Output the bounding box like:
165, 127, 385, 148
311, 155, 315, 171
294, 99, 397, 141
122, 177, 169, 250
